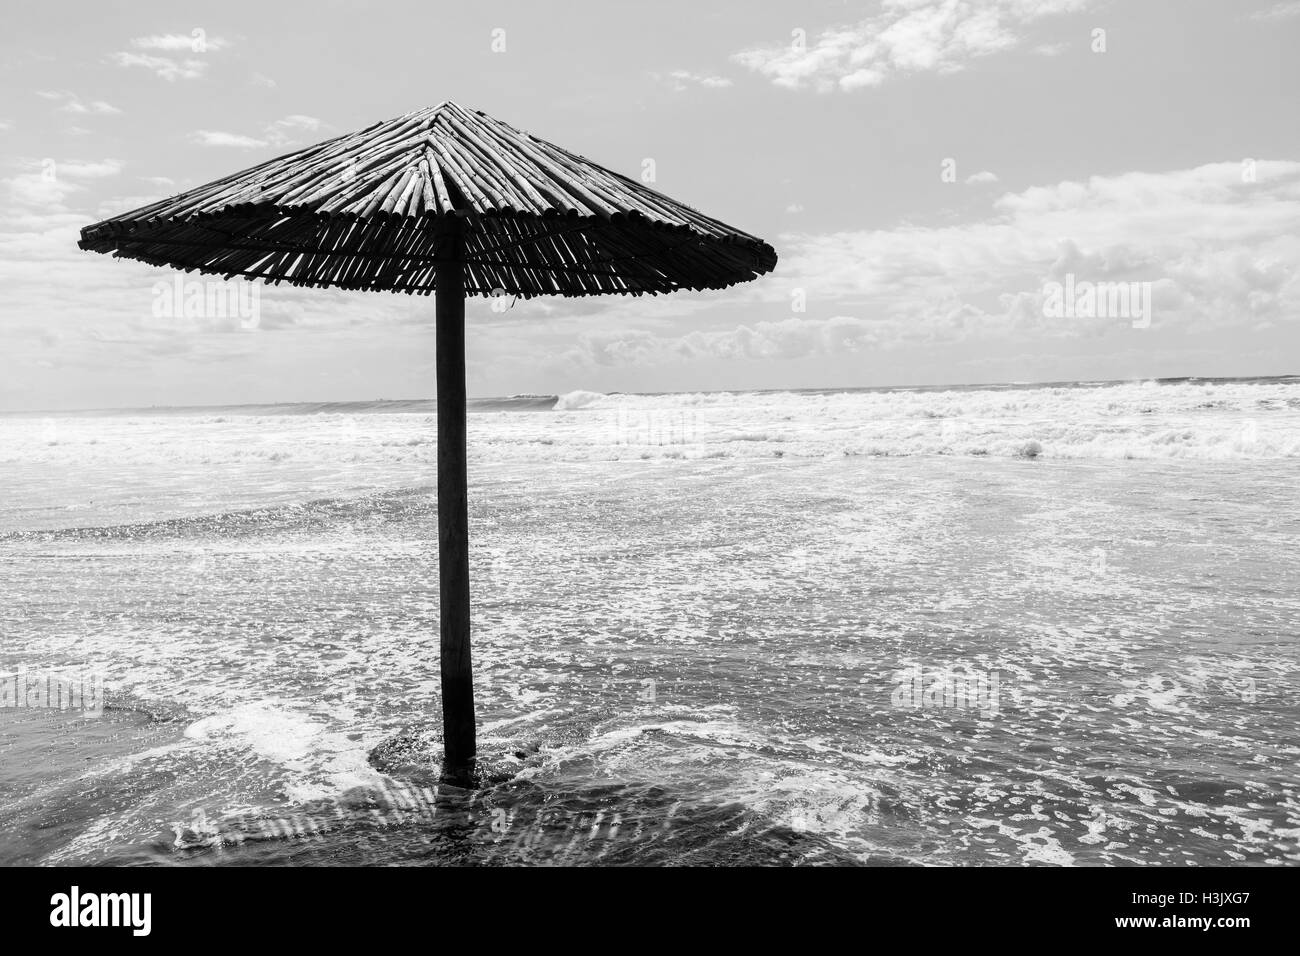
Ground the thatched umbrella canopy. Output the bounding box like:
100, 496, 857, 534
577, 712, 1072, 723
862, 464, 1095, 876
79, 101, 777, 775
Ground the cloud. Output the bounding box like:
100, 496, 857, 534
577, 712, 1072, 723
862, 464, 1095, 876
531, 159, 1300, 372
1, 157, 124, 213
0, 121, 11, 132
110, 32, 229, 81
189, 115, 331, 150
130, 32, 229, 53
250, 72, 277, 88
54, 160, 124, 179
189, 130, 268, 149
773, 160, 1300, 339
1249, 2, 1300, 21
733, 0, 1093, 92
266, 114, 329, 142
110, 51, 209, 81
37, 90, 123, 115
554, 313, 931, 369
655, 70, 734, 92
0, 176, 417, 398
6, 152, 1296, 399
965, 170, 999, 184
786, 202, 805, 213
688, 315, 890, 360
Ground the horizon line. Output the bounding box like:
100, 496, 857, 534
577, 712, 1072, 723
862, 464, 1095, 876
4, 372, 1297, 417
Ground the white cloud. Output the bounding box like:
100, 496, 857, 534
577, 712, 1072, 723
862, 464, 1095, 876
786, 202, 805, 213
965, 170, 999, 184
131, 32, 229, 53
733, 0, 1093, 92
189, 130, 267, 149
690, 316, 885, 360
554, 311, 946, 368
656, 70, 734, 92
773, 160, 1300, 340
267, 115, 328, 141
536, 159, 1300, 370
56, 160, 124, 179
189, 115, 331, 150
1, 158, 123, 213
37, 90, 123, 115
1249, 2, 1300, 21
110, 52, 208, 81
110, 32, 228, 81
6, 150, 1295, 398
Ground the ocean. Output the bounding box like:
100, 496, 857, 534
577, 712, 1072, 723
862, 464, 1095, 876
1, 376, 1297, 866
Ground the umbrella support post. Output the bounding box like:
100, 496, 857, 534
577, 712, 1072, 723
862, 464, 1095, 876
435, 216, 476, 778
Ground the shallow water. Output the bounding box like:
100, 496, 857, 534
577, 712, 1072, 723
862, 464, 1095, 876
1, 379, 1297, 865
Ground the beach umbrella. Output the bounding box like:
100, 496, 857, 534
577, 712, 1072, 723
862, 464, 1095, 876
78, 101, 778, 775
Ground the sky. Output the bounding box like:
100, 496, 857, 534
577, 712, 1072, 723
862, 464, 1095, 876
2, 0, 1298, 410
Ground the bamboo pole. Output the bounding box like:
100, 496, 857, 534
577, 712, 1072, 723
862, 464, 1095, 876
435, 215, 475, 775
